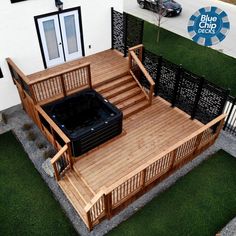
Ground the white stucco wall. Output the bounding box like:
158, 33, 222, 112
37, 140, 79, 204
0, 0, 123, 111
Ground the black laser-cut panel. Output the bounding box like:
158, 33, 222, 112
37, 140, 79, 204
194, 81, 228, 124
143, 49, 159, 81
157, 58, 179, 103
112, 10, 124, 54
126, 13, 143, 55
175, 70, 202, 116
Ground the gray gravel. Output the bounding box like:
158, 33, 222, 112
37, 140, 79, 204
0, 105, 235, 236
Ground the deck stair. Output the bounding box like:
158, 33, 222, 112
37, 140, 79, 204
58, 170, 95, 227
94, 73, 150, 118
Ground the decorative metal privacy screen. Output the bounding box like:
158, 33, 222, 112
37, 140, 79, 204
125, 13, 144, 56
111, 9, 144, 56
112, 9, 124, 54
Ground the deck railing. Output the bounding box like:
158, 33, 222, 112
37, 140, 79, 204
7, 58, 92, 105
36, 105, 73, 180
128, 45, 155, 105
50, 144, 72, 181
84, 113, 226, 230
29, 62, 92, 105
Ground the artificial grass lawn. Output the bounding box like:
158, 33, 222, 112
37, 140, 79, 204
109, 150, 236, 236
143, 22, 236, 96
0, 131, 78, 235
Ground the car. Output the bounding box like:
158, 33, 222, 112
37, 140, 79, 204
137, 0, 182, 17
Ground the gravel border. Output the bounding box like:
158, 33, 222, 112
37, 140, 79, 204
0, 105, 235, 236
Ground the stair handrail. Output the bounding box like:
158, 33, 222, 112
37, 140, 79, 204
128, 44, 155, 105
50, 144, 70, 181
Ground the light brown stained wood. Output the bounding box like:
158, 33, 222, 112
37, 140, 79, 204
73, 96, 203, 194
28, 50, 129, 86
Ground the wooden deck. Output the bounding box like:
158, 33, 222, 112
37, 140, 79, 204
73, 97, 202, 194
28, 49, 129, 86
7, 46, 226, 230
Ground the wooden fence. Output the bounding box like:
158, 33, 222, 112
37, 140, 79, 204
84, 113, 225, 229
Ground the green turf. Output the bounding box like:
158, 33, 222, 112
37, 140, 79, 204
109, 150, 236, 236
0, 131, 78, 235
143, 22, 236, 96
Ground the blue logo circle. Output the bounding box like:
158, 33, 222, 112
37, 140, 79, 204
187, 6, 230, 46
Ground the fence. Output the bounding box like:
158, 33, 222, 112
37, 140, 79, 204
111, 10, 234, 135
112, 8, 144, 57
224, 95, 236, 135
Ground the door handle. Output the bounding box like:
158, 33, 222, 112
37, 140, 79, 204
59, 42, 62, 45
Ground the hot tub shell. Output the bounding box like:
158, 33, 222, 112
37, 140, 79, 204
41, 89, 123, 156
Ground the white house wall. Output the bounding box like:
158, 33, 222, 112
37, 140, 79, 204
0, 0, 123, 111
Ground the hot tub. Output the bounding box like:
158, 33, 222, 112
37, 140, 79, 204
41, 89, 123, 156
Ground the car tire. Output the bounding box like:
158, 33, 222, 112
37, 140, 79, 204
139, 2, 145, 9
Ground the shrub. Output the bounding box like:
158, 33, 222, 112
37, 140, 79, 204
27, 131, 36, 141
36, 142, 46, 149
22, 123, 33, 131
43, 149, 57, 159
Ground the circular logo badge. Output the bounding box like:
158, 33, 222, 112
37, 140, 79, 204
187, 6, 230, 46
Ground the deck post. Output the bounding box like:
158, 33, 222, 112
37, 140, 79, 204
104, 193, 112, 219
155, 56, 163, 96
171, 65, 182, 107
29, 85, 37, 104
52, 162, 60, 181
141, 169, 147, 188
60, 75, 67, 97
87, 64, 92, 89
214, 117, 225, 140
111, 7, 114, 49
123, 12, 128, 57
86, 211, 93, 231
169, 149, 177, 170
191, 76, 205, 119
193, 132, 204, 155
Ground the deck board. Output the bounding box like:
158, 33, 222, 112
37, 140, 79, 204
28, 50, 129, 85
74, 97, 203, 194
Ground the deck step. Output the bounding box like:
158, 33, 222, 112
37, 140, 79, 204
117, 93, 146, 110
123, 100, 150, 118
66, 170, 94, 205
102, 80, 137, 99
109, 87, 142, 105
95, 75, 133, 94
59, 177, 88, 222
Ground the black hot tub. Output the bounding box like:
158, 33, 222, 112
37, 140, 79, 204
41, 89, 123, 156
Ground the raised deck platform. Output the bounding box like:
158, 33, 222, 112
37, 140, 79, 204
74, 97, 202, 194
7, 47, 226, 231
